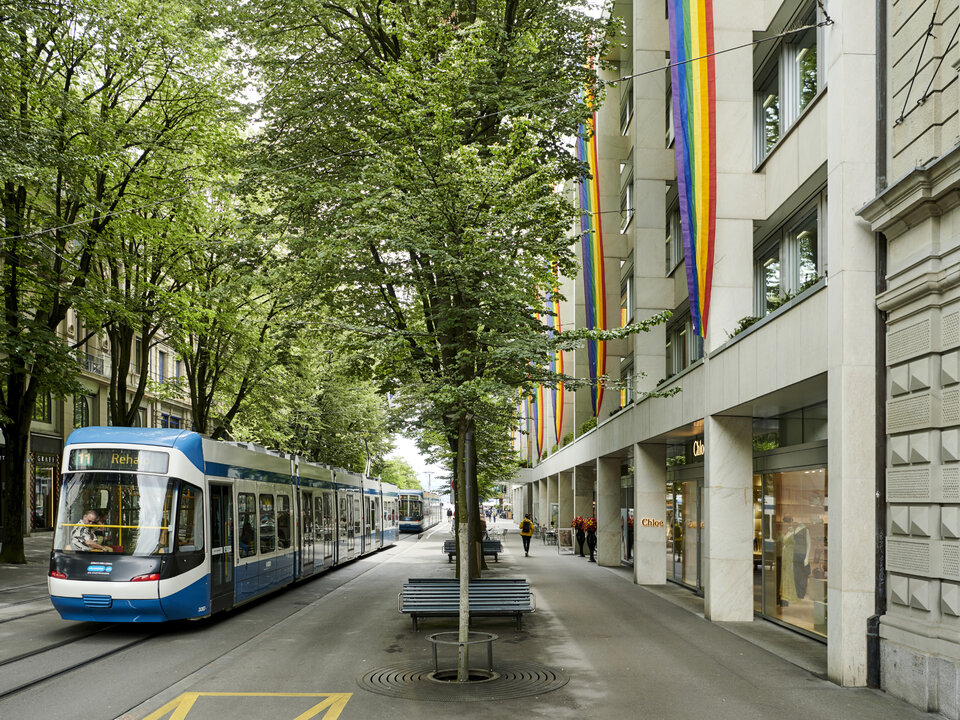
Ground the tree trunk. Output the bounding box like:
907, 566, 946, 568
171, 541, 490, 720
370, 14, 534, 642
0, 421, 31, 563
456, 414, 471, 681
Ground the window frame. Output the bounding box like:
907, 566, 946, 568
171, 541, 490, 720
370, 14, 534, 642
753, 191, 827, 316
754, 1, 825, 166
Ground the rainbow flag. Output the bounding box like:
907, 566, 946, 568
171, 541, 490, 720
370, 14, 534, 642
576, 103, 606, 416
548, 281, 564, 444
530, 389, 544, 457
668, 0, 717, 337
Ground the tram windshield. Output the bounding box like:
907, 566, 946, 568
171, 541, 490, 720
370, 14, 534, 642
54, 472, 192, 556
399, 496, 423, 521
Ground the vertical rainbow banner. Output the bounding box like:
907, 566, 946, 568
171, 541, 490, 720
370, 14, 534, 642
668, 0, 717, 337
531, 389, 544, 457
549, 284, 564, 445
576, 102, 606, 417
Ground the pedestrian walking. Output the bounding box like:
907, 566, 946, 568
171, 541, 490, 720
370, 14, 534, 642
519, 513, 535, 556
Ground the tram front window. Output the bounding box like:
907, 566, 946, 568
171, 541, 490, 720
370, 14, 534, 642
54, 473, 178, 556
399, 497, 423, 521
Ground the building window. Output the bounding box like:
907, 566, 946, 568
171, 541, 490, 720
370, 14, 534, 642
33, 393, 53, 423
754, 192, 826, 316
620, 356, 634, 408
620, 252, 635, 327
161, 413, 182, 429
158, 351, 166, 382
619, 152, 634, 232
620, 79, 634, 136
132, 407, 147, 427
665, 206, 683, 274
665, 312, 704, 379
665, 54, 674, 147
754, 2, 824, 165
174, 359, 181, 378
73, 394, 90, 428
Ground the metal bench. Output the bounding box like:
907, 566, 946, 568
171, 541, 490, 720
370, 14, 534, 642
398, 578, 535, 630
442, 539, 503, 563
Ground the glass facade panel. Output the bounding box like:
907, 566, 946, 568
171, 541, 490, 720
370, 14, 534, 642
754, 468, 828, 637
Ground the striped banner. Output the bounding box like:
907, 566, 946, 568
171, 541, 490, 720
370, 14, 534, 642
549, 282, 564, 445
576, 102, 606, 417
668, 0, 717, 337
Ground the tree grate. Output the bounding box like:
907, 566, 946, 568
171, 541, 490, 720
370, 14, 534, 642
357, 660, 568, 701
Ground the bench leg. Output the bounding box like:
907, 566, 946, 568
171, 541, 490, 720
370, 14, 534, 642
412, 615, 419, 631
448, 553, 452, 563
516, 613, 522, 631
494, 554, 498, 562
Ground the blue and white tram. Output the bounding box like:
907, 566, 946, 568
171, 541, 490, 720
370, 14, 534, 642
397, 489, 442, 532
48, 427, 398, 622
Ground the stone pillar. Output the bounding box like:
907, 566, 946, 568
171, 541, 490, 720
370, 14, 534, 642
635, 442, 667, 585
532, 481, 540, 525
558, 470, 574, 533
538, 478, 548, 527
703, 415, 753, 622
547, 474, 559, 527
574, 465, 594, 520
597, 457, 621, 566
825, 0, 877, 688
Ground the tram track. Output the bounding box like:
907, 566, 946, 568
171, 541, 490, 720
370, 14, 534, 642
0, 629, 155, 701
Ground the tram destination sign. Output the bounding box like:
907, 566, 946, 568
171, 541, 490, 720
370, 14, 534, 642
68, 448, 169, 474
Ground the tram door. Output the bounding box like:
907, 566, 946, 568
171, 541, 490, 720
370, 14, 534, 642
320, 491, 334, 567
300, 490, 315, 574
338, 493, 354, 561
209, 484, 234, 613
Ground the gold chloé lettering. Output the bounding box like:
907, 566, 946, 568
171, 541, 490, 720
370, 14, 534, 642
641, 517, 665, 527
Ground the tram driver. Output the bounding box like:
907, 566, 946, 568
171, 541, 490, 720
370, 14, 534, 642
71, 510, 111, 552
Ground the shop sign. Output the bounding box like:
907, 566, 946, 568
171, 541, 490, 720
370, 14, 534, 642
693, 439, 705, 457
640, 517, 664, 527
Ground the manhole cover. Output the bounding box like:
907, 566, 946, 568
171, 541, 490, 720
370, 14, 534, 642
358, 660, 568, 701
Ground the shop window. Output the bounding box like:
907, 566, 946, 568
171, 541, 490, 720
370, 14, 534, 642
754, 468, 828, 637
754, 2, 825, 165
161, 413, 182, 429
754, 192, 826, 316
238, 492, 257, 558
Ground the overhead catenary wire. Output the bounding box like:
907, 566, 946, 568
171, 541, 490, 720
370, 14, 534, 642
5, 12, 835, 244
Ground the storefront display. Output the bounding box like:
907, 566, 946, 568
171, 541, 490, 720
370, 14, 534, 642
754, 468, 828, 637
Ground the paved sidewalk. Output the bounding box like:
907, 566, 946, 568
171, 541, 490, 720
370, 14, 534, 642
0, 525, 939, 720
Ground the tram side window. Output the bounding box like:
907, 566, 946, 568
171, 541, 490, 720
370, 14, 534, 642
277, 494, 291, 549
177, 483, 204, 552
260, 493, 276, 553
238, 492, 257, 558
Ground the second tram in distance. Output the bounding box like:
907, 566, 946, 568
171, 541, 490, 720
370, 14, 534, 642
398, 489, 442, 532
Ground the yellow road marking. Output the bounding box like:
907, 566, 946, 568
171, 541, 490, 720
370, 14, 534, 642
140, 692, 352, 720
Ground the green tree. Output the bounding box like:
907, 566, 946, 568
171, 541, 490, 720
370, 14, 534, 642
241, 0, 616, 679
0, 0, 241, 561
379, 458, 422, 490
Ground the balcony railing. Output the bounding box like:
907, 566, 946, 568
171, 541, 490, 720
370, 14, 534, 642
81, 352, 105, 376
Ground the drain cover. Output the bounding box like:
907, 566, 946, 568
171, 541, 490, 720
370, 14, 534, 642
358, 660, 568, 701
